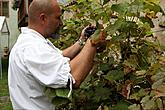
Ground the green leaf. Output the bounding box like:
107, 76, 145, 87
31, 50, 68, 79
44, 88, 72, 107
103, 0, 110, 5
120, 21, 138, 32
92, 87, 112, 102
52, 97, 70, 107
144, 1, 162, 14
106, 18, 124, 35
139, 16, 154, 28
145, 0, 159, 5
55, 88, 71, 99
130, 89, 149, 101
152, 78, 164, 89
100, 63, 110, 72
104, 70, 124, 81
90, 29, 101, 43
127, 0, 144, 17
111, 2, 129, 16
156, 98, 164, 110
128, 104, 141, 110
151, 71, 165, 82
109, 101, 130, 110
123, 55, 138, 69
159, 21, 165, 28
141, 96, 157, 110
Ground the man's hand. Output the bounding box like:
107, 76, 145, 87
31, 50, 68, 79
80, 25, 97, 41
90, 29, 106, 47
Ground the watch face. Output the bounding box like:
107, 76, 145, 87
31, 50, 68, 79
78, 39, 85, 46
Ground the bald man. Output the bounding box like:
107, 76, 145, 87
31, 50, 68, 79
8, 0, 105, 109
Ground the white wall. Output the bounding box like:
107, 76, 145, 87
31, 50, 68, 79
7, 0, 20, 50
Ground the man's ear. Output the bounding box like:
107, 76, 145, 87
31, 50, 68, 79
39, 13, 47, 24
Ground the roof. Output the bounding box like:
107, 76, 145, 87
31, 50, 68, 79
0, 16, 9, 33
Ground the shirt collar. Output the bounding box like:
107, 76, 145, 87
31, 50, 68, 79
21, 27, 47, 43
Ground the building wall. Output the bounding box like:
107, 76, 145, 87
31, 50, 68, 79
8, 0, 20, 50
0, 0, 20, 54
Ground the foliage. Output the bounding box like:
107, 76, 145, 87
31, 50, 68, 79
11, 0, 20, 10
0, 60, 12, 110
49, 0, 165, 109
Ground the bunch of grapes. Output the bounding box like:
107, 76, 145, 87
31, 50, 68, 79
84, 26, 97, 38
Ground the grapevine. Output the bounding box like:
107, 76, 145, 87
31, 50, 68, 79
50, 0, 165, 109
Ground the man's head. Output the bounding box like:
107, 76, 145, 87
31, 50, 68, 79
28, 0, 62, 38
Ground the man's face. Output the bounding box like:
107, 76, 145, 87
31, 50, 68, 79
46, 4, 62, 39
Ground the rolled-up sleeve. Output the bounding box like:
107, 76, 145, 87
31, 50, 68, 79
24, 43, 75, 89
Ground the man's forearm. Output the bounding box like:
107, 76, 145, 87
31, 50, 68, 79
62, 41, 82, 59
70, 39, 97, 88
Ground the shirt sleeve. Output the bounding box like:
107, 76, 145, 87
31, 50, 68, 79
24, 43, 75, 89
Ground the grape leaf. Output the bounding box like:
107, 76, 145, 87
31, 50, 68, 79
44, 87, 72, 107
153, 84, 165, 97
139, 16, 154, 28
100, 63, 110, 72
128, 104, 141, 110
152, 78, 164, 89
109, 101, 130, 110
145, 0, 159, 5
151, 71, 165, 82
141, 96, 157, 110
156, 98, 164, 110
144, 1, 162, 14
90, 29, 106, 45
92, 86, 112, 102
111, 3, 129, 16
104, 70, 124, 81
103, 0, 110, 5
106, 18, 124, 35
159, 21, 165, 28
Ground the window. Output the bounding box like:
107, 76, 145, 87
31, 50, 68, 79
0, 1, 9, 17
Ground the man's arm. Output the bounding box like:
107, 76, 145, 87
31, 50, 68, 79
62, 39, 84, 60
69, 39, 97, 88
62, 26, 90, 59
64, 27, 106, 88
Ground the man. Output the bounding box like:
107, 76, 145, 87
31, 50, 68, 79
8, 0, 105, 109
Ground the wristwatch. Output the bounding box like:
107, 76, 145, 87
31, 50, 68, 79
78, 39, 86, 46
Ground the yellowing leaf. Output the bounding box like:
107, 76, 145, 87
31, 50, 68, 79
103, 105, 109, 110
146, 11, 157, 19
156, 98, 164, 110
90, 29, 106, 45
128, 104, 141, 110
145, 0, 160, 5
153, 84, 165, 97
152, 79, 164, 90
159, 56, 165, 65
136, 70, 146, 76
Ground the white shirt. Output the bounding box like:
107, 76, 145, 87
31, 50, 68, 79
8, 27, 75, 110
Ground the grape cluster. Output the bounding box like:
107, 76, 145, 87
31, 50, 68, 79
84, 26, 97, 38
